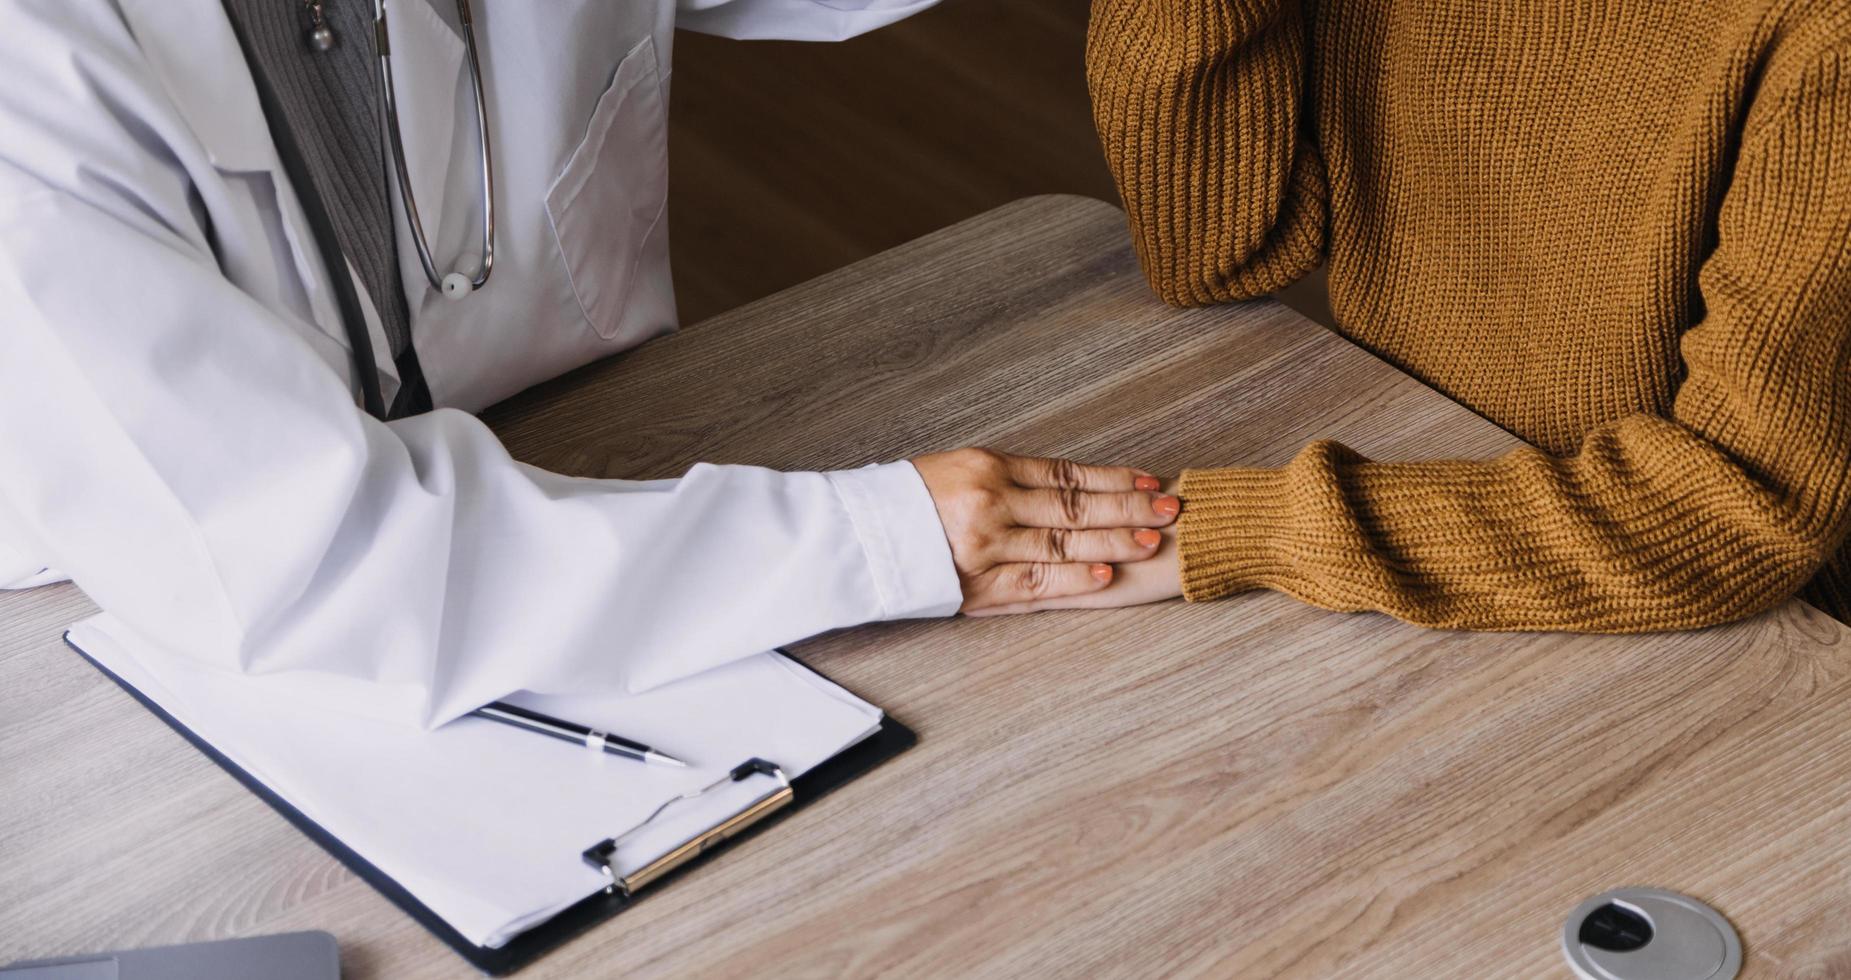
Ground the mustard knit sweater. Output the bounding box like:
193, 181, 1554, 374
1087, 0, 1851, 630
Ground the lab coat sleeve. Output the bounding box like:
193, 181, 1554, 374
0, 13, 961, 728
675, 0, 944, 42
0, 536, 58, 589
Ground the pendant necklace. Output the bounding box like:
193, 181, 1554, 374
304, 0, 336, 52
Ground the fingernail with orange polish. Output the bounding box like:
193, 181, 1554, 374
1153, 495, 1181, 517
1134, 475, 1162, 491
1134, 529, 1161, 548
1090, 563, 1113, 583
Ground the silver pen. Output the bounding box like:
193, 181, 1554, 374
470, 701, 688, 767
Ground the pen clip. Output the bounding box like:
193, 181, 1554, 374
581, 757, 792, 897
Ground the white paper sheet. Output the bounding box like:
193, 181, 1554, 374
67, 613, 883, 948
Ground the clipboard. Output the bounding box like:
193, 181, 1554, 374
65, 633, 917, 976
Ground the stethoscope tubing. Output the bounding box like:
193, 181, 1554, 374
374, 0, 495, 298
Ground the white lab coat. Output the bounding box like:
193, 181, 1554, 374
0, 0, 960, 726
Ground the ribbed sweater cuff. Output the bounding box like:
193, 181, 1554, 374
1177, 467, 1296, 601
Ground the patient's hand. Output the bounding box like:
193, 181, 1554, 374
912, 449, 1179, 614
961, 479, 1184, 616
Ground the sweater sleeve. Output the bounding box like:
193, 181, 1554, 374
1086, 0, 1325, 305
1176, 44, 1851, 631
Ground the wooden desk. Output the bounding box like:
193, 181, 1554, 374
4, 196, 1849, 978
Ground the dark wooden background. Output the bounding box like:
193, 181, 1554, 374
665, 0, 1333, 328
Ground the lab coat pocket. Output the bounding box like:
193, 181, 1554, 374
544, 37, 669, 341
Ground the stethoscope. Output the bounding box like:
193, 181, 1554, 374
308, 0, 495, 301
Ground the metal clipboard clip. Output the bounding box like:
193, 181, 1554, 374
580, 758, 793, 897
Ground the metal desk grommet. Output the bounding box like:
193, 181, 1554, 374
1563, 887, 1741, 980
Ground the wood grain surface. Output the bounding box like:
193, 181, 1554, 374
4, 196, 1849, 979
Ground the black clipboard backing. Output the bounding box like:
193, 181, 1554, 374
64, 633, 916, 976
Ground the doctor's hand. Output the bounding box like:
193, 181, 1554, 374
963, 517, 1183, 616
911, 449, 1180, 614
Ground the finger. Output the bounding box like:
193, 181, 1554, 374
968, 593, 1118, 616
996, 527, 1163, 564
1004, 454, 1160, 493
964, 561, 1113, 611
969, 585, 1169, 615
1008, 487, 1180, 529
